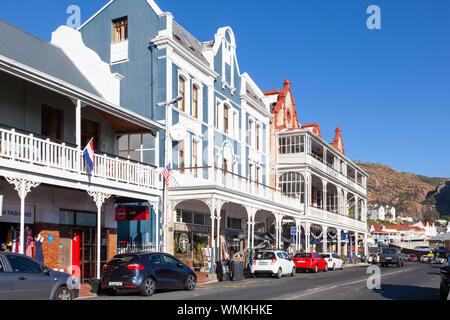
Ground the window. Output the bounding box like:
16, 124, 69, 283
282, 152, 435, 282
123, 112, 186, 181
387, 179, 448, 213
179, 139, 185, 173
149, 254, 163, 265
277, 253, 284, 259
279, 172, 305, 202
256, 125, 261, 151
192, 86, 199, 118
182, 210, 193, 224
227, 217, 242, 230
7, 255, 42, 273
255, 252, 275, 260
256, 167, 260, 185
59, 210, 96, 227
118, 134, 156, 165
60, 210, 75, 225
224, 105, 229, 135
163, 255, 181, 266
216, 102, 220, 129
192, 139, 198, 176
41, 105, 62, 140
113, 17, 128, 43
194, 213, 204, 225
178, 76, 186, 112
81, 118, 99, 151
248, 120, 252, 146
248, 164, 253, 182
278, 135, 305, 154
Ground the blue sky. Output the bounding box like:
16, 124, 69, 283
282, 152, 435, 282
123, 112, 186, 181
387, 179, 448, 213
1, 0, 449, 177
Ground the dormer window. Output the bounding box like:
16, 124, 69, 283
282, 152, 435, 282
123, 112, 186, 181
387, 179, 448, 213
113, 17, 128, 43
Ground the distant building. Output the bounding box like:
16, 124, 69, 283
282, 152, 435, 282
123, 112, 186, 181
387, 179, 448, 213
413, 221, 438, 238
367, 205, 396, 222
398, 216, 414, 223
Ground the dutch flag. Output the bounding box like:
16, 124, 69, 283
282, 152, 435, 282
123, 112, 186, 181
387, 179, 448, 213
83, 138, 95, 172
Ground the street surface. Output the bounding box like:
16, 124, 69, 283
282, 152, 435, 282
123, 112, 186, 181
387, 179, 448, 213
86, 262, 441, 300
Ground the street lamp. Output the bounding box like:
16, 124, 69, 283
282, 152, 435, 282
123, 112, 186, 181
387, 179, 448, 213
157, 95, 183, 253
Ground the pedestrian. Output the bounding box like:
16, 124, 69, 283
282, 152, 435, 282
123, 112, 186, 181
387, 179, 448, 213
1, 243, 9, 252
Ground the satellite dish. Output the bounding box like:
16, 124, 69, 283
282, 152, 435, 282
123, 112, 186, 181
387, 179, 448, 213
169, 124, 188, 142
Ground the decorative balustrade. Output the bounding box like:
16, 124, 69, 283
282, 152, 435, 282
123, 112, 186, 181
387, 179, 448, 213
171, 166, 303, 210
308, 206, 367, 230
0, 127, 161, 190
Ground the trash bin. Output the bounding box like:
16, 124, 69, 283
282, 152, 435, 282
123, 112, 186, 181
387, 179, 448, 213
91, 279, 101, 294
216, 260, 231, 281
230, 261, 244, 281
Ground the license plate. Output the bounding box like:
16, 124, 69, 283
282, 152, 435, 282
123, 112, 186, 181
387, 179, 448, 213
259, 262, 268, 265
386, 257, 392, 260
109, 282, 123, 286
298, 261, 305, 263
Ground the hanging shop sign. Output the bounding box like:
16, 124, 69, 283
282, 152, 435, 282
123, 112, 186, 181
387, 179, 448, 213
174, 222, 212, 234
178, 233, 190, 253
0, 203, 35, 224
115, 206, 149, 222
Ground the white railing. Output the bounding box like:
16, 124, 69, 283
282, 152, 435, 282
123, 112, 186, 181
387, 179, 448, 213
171, 167, 303, 210
308, 206, 367, 230
0, 127, 161, 190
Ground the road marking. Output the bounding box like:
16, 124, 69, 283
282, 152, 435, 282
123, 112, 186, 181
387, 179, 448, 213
286, 268, 409, 300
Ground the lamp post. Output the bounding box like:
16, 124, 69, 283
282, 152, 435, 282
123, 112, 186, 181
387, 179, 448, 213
157, 96, 183, 253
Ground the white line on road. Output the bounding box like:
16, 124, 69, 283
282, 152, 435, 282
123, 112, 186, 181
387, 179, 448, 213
285, 268, 408, 300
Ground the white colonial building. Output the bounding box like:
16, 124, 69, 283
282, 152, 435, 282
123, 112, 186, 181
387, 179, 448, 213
368, 205, 396, 222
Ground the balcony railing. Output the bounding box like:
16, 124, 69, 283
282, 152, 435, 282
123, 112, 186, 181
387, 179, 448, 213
309, 206, 367, 230
171, 166, 303, 210
0, 127, 161, 191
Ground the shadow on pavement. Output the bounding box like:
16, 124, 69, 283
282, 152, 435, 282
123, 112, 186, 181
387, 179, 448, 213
373, 284, 440, 300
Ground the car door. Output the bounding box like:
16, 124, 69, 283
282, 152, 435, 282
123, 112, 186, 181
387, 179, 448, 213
148, 254, 169, 289
0, 254, 15, 299
282, 252, 292, 272
162, 255, 185, 289
5, 254, 52, 300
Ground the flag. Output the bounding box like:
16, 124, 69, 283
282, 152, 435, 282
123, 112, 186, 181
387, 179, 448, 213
162, 163, 171, 187
83, 138, 95, 172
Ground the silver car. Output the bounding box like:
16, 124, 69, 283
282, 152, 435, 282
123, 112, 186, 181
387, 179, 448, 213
0, 252, 78, 300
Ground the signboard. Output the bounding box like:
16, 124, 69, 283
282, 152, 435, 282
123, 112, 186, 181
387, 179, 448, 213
0, 195, 3, 217
0, 203, 35, 224
48, 236, 54, 243
290, 226, 297, 235
174, 222, 212, 234
115, 206, 149, 222
178, 233, 190, 253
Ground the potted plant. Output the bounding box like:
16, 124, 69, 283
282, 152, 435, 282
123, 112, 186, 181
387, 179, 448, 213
185, 257, 194, 268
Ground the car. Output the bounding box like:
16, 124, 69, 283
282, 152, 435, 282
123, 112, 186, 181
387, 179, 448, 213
430, 256, 446, 265
293, 252, 328, 273
420, 255, 430, 263
440, 262, 450, 301
380, 248, 404, 268
0, 252, 78, 300
401, 254, 409, 261
408, 254, 418, 262
320, 253, 344, 271
101, 253, 197, 296
251, 250, 296, 278
369, 253, 380, 264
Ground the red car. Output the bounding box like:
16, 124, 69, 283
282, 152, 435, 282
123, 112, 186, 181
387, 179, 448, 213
409, 254, 418, 262
293, 252, 328, 273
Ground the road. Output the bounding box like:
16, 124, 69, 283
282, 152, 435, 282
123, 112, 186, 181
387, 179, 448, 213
86, 262, 442, 300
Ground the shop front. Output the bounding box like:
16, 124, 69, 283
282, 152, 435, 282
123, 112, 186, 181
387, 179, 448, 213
0, 203, 35, 256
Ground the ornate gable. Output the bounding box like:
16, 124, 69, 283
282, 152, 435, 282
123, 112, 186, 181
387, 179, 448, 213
332, 127, 345, 155
264, 79, 300, 130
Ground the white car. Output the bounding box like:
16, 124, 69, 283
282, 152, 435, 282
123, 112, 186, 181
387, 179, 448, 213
251, 250, 296, 278
320, 253, 344, 271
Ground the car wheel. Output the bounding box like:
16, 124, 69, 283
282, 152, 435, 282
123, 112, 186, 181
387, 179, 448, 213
291, 267, 296, 277
184, 274, 197, 291
314, 265, 318, 273
332, 264, 336, 271
324, 264, 328, 272
54, 286, 73, 301
276, 268, 282, 279
140, 277, 156, 297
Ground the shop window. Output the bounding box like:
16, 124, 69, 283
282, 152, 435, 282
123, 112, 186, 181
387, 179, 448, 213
76, 212, 96, 227
81, 118, 99, 151
182, 211, 193, 224
60, 210, 75, 225
41, 105, 62, 140
59, 210, 96, 227
113, 17, 128, 43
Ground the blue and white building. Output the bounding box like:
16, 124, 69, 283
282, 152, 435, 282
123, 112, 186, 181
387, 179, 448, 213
79, 0, 303, 263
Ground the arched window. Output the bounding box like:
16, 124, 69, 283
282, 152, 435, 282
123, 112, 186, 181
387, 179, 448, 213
279, 172, 305, 202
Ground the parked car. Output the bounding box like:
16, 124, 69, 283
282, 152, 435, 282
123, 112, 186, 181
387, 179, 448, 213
380, 248, 404, 268
430, 256, 446, 265
440, 262, 450, 301
251, 250, 296, 278
320, 253, 344, 271
0, 252, 78, 300
369, 253, 380, 264
101, 253, 197, 296
401, 254, 409, 261
408, 254, 418, 262
293, 252, 328, 273
420, 255, 430, 263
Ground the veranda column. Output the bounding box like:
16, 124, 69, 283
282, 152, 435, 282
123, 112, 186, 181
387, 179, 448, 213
295, 219, 300, 252
322, 180, 327, 210
305, 222, 311, 252
364, 233, 368, 257
6, 178, 40, 254
343, 190, 348, 216
354, 195, 359, 220
337, 229, 342, 256
210, 214, 216, 274
87, 191, 111, 280
322, 226, 328, 253
216, 215, 221, 261
354, 231, 359, 260
343, 229, 348, 258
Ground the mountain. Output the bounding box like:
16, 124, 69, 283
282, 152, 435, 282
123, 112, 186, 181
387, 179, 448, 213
355, 161, 450, 219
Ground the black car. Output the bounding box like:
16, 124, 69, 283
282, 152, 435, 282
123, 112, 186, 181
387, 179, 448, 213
441, 262, 450, 301
101, 252, 197, 296
0, 252, 78, 300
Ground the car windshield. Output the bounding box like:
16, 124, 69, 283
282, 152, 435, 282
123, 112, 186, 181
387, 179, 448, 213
320, 254, 330, 259
294, 253, 312, 258
382, 249, 396, 254
109, 254, 139, 264
255, 252, 276, 260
